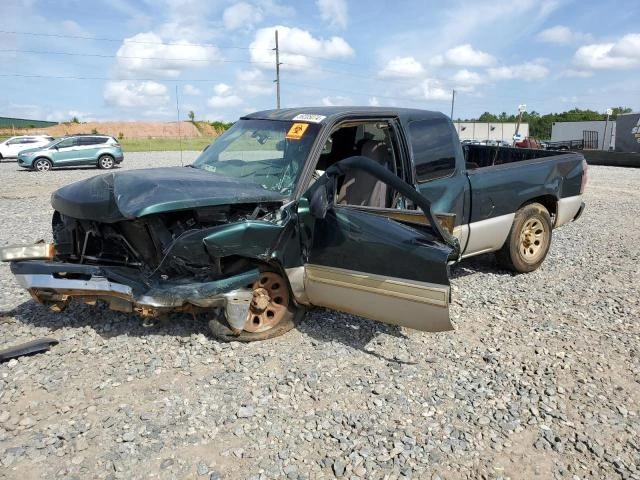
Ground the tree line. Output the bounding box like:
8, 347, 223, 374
459, 107, 633, 139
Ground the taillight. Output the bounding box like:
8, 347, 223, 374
114, 143, 121, 148
580, 159, 588, 194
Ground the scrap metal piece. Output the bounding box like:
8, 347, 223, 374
0, 338, 59, 362
0, 243, 56, 262
223, 290, 253, 331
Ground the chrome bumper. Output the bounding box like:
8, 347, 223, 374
11, 264, 258, 322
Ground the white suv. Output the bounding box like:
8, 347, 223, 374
0, 135, 55, 160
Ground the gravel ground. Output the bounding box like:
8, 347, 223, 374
0, 153, 639, 480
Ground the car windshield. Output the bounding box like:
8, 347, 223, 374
192, 119, 320, 196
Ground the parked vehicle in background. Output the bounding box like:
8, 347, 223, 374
515, 137, 543, 149
461, 139, 481, 145
0, 135, 55, 160
1, 107, 586, 341
17, 135, 123, 172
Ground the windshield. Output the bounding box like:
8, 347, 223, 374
192, 119, 320, 196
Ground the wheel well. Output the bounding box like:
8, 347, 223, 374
99, 153, 114, 159
34, 156, 52, 163
520, 195, 557, 219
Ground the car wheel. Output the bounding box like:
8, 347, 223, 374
34, 158, 52, 172
208, 270, 302, 342
495, 202, 552, 273
98, 155, 115, 169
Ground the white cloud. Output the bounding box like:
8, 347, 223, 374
320, 95, 352, 106
574, 33, 640, 70
236, 69, 273, 95
431, 44, 496, 67
183, 84, 201, 95
104, 80, 170, 108
207, 95, 243, 108
223, 2, 263, 30
207, 83, 243, 108
380, 56, 424, 78
317, 0, 348, 29
410, 79, 451, 101
486, 62, 549, 81
451, 69, 483, 85
214, 83, 232, 96
115, 31, 219, 78
536, 25, 592, 45
368, 97, 380, 107
249, 25, 354, 70
560, 69, 594, 78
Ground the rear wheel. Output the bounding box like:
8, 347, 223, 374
98, 155, 115, 169
34, 158, 52, 172
495, 202, 552, 273
208, 270, 301, 342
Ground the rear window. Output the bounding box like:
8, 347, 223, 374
409, 118, 457, 182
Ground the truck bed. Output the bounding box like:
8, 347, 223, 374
464, 144, 569, 170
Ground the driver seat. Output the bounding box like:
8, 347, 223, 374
337, 140, 391, 207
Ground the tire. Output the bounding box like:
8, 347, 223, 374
98, 155, 115, 169
33, 158, 52, 172
208, 307, 304, 342
495, 202, 552, 273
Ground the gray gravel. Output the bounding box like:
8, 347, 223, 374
1, 154, 639, 479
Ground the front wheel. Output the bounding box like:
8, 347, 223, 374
98, 155, 115, 169
208, 270, 302, 342
496, 202, 552, 273
33, 158, 52, 172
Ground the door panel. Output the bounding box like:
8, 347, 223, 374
305, 264, 451, 332
303, 205, 453, 332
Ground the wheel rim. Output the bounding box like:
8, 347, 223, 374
519, 217, 547, 261
100, 157, 113, 168
243, 272, 290, 333
35, 159, 50, 171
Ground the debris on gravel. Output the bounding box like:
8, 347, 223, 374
0, 155, 638, 479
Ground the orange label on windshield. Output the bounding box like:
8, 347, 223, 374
286, 122, 309, 140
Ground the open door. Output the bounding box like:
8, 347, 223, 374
299, 156, 457, 332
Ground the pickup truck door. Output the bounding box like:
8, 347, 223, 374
298, 157, 455, 332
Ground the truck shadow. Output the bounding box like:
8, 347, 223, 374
4, 301, 415, 365
449, 253, 515, 279
296, 308, 417, 365
3, 300, 210, 340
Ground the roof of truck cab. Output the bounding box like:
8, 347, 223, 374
242, 106, 449, 124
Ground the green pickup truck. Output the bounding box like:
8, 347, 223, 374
1, 107, 586, 341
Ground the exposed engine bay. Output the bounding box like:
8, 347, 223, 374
51, 202, 282, 281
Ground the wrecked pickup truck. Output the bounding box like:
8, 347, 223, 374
0, 107, 586, 341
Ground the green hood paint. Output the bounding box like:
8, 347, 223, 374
51, 166, 287, 222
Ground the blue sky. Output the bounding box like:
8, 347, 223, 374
1, 0, 638, 122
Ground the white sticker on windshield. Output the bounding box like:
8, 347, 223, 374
292, 113, 326, 123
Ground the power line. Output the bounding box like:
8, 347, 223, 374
0, 48, 273, 65
0, 29, 269, 52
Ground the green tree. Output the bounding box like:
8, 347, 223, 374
71, 116, 80, 124
478, 112, 499, 122
188, 110, 195, 122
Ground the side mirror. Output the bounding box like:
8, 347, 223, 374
309, 178, 333, 219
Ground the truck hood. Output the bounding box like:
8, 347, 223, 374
51, 166, 287, 223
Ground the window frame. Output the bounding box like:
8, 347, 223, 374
407, 118, 459, 184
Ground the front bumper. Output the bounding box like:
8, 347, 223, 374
9, 259, 258, 321
17, 156, 34, 168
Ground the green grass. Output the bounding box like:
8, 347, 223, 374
118, 137, 214, 152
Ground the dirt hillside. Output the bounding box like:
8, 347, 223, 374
0, 121, 221, 139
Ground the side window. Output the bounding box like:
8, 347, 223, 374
409, 119, 457, 182
7, 138, 22, 145
57, 138, 76, 148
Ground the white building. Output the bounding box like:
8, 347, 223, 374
453, 122, 529, 142
551, 121, 616, 150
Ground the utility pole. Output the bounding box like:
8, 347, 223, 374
274, 29, 281, 109
176, 85, 183, 166
450, 89, 455, 119
514, 104, 526, 142
602, 108, 612, 150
